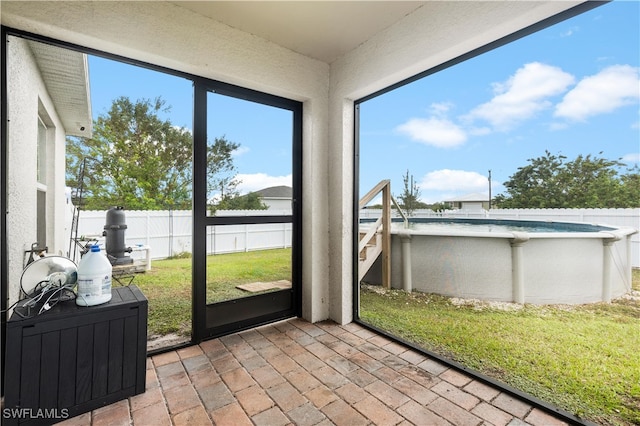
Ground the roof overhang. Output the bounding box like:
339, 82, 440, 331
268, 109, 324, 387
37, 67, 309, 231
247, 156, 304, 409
27, 40, 92, 137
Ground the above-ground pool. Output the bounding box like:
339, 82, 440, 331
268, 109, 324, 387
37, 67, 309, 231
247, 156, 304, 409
362, 218, 637, 305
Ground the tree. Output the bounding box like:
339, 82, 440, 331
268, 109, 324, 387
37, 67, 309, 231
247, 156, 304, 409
206, 136, 240, 207
429, 202, 453, 212
494, 151, 639, 208
214, 192, 268, 211
66, 96, 239, 210
396, 170, 426, 216
620, 166, 640, 207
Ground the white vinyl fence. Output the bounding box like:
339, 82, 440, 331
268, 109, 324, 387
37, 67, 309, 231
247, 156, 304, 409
75, 209, 292, 261
77, 208, 639, 267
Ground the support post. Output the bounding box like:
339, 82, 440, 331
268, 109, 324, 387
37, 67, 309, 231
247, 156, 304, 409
399, 231, 412, 292
381, 185, 391, 289
510, 232, 529, 304
602, 236, 620, 303
626, 235, 632, 291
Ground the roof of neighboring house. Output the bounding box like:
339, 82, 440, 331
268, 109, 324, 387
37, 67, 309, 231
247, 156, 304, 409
445, 193, 489, 203
28, 40, 92, 137
254, 186, 292, 199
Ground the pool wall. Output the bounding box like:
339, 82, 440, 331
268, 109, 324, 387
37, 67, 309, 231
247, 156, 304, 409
362, 220, 636, 304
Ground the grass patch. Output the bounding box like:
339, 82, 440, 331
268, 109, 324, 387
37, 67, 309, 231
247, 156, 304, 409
131, 256, 192, 337
360, 268, 640, 425
205, 248, 291, 303
130, 248, 291, 338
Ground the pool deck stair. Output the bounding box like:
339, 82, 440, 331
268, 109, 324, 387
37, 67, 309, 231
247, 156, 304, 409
359, 231, 382, 282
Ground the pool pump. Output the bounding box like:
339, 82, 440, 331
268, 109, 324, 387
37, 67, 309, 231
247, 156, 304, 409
103, 206, 133, 266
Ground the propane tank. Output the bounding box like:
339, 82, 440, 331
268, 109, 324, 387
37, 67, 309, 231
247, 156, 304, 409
104, 206, 133, 265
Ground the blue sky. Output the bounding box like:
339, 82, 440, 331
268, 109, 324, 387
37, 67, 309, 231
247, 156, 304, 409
360, 0, 639, 203
87, 1, 639, 203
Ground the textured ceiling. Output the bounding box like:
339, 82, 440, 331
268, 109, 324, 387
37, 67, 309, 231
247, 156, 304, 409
170, 1, 427, 63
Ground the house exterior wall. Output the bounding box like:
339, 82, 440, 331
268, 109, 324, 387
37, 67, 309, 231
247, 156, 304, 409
2, 1, 585, 324
461, 201, 485, 211
6, 37, 68, 305
263, 198, 291, 211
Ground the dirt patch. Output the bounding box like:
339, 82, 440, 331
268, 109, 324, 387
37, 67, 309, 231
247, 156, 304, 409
449, 297, 525, 311
618, 290, 640, 302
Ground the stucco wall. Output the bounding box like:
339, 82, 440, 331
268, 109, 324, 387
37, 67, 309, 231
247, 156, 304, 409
6, 37, 68, 306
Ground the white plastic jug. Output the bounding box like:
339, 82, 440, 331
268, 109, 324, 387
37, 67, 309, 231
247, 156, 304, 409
76, 245, 112, 306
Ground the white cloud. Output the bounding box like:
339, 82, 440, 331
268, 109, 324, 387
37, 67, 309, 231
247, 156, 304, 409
420, 191, 457, 205
233, 146, 250, 156
173, 125, 191, 133
396, 117, 467, 148
554, 65, 640, 121
235, 173, 292, 194
428, 102, 454, 117
465, 62, 575, 131
418, 169, 490, 192
548, 122, 569, 131
467, 126, 492, 136
622, 153, 640, 163
415, 169, 504, 204
559, 26, 579, 38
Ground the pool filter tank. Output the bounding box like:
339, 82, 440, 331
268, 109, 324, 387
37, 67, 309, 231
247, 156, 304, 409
104, 206, 133, 266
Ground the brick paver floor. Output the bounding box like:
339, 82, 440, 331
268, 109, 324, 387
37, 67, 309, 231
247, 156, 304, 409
58, 318, 571, 425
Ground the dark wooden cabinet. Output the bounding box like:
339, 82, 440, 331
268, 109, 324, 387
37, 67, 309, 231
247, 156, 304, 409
3, 286, 147, 425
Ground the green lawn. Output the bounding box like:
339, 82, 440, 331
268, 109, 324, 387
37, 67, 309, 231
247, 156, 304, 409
360, 268, 640, 425
130, 248, 291, 337
204, 248, 291, 304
